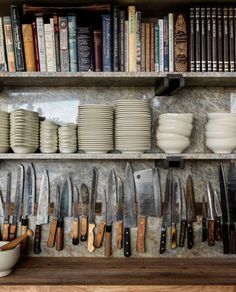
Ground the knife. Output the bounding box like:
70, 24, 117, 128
34, 170, 49, 254
153, 168, 162, 217
95, 187, 107, 248
214, 190, 222, 241
0, 188, 3, 240
219, 163, 230, 254
186, 175, 196, 249
116, 177, 123, 249
124, 162, 137, 257
2, 172, 11, 241
47, 185, 60, 248
9, 164, 24, 241
159, 170, 172, 254
179, 186, 187, 247
201, 196, 207, 243
80, 183, 89, 242
105, 169, 116, 256
72, 186, 80, 245
88, 167, 98, 253
206, 181, 215, 246
171, 178, 180, 249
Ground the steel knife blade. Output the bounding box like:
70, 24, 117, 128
206, 182, 215, 246
116, 176, 123, 249
95, 187, 107, 248
214, 189, 222, 241
186, 175, 196, 249
80, 183, 89, 242
179, 185, 187, 247
2, 172, 11, 241
171, 178, 180, 250
72, 185, 80, 245
152, 167, 162, 217
201, 196, 207, 242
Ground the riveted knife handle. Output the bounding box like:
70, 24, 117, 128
72, 218, 79, 246
124, 227, 131, 257
95, 221, 106, 248
9, 224, 17, 241
2, 223, 10, 241
34, 225, 42, 254
229, 224, 236, 254
80, 216, 88, 242
88, 223, 96, 253
56, 220, 64, 251
179, 220, 187, 247
105, 225, 112, 256
222, 223, 230, 254
21, 218, 28, 252
47, 218, 58, 248
208, 219, 215, 246
159, 227, 166, 254
215, 217, 222, 241
202, 218, 207, 242
116, 220, 123, 249
187, 222, 194, 249
171, 223, 177, 249
136, 217, 146, 253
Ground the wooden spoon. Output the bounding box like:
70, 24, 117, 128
0, 229, 34, 251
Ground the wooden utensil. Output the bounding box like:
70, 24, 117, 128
0, 229, 34, 251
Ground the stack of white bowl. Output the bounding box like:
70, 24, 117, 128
10, 109, 39, 154
206, 113, 236, 153
0, 111, 10, 153
115, 100, 151, 153
40, 120, 59, 153
58, 123, 77, 153
78, 104, 113, 153
156, 113, 193, 153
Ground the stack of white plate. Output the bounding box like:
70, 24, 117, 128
78, 104, 113, 153
10, 109, 39, 154
156, 113, 193, 153
206, 113, 236, 153
0, 110, 10, 153
59, 123, 77, 153
40, 120, 59, 153
115, 100, 151, 153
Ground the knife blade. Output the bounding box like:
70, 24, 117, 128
171, 178, 180, 249
179, 185, 187, 247
214, 189, 222, 241
105, 169, 117, 256
201, 196, 207, 242
88, 167, 98, 253
153, 167, 162, 217
72, 185, 80, 245
0, 188, 4, 240
33, 170, 49, 254
206, 181, 215, 246
2, 172, 11, 241
9, 164, 24, 241
186, 175, 196, 249
80, 183, 89, 242
159, 170, 172, 254
124, 162, 137, 257
116, 176, 123, 249
95, 187, 107, 248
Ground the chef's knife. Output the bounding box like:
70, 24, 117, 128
124, 162, 136, 257
34, 170, 49, 254
80, 183, 89, 242
2, 172, 11, 241
88, 168, 98, 253
171, 178, 180, 249
116, 177, 123, 249
153, 167, 162, 217
214, 190, 222, 241
186, 175, 196, 249
105, 169, 116, 256
72, 186, 80, 245
0, 189, 3, 241
95, 187, 107, 248
179, 186, 187, 247
202, 196, 207, 242
9, 164, 24, 241
159, 170, 172, 254
206, 182, 215, 246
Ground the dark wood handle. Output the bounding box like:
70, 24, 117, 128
95, 221, 106, 248
56, 220, 64, 251
9, 224, 17, 241
2, 223, 10, 241
179, 220, 187, 247
202, 218, 207, 242
136, 217, 146, 253
222, 223, 230, 254
105, 225, 112, 256
34, 225, 42, 254
187, 222, 194, 249
21, 218, 28, 252
124, 227, 131, 257
88, 223, 95, 253
47, 218, 58, 248
229, 224, 236, 254
171, 223, 177, 249
80, 216, 88, 242
215, 217, 222, 241
159, 227, 166, 254
116, 220, 123, 249
72, 218, 79, 245
208, 219, 215, 246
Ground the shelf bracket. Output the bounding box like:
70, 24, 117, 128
163, 156, 185, 169
155, 74, 185, 96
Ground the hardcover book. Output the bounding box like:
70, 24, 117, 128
136, 11, 141, 72
59, 16, 69, 72
206, 6, 212, 71
36, 16, 47, 72
113, 6, 119, 71
0, 17, 7, 71
102, 14, 112, 72
158, 18, 164, 72
154, 22, 159, 72
22, 24, 36, 71
44, 23, 55, 72
212, 7, 217, 72
124, 20, 128, 72
150, 22, 155, 72
195, 6, 201, 72
217, 7, 223, 72
53, 16, 60, 72
163, 16, 169, 72
128, 6, 136, 72
77, 26, 93, 71
3, 16, 15, 72
190, 7, 195, 71
49, 18, 56, 72
200, 7, 206, 72
119, 10, 125, 72
68, 15, 78, 72
168, 13, 174, 72
229, 7, 234, 72
141, 22, 146, 71
223, 7, 229, 72
93, 29, 102, 72
145, 22, 150, 72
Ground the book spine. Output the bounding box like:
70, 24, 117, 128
44, 23, 55, 72
10, 5, 25, 71
154, 22, 159, 72
93, 29, 102, 72
124, 20, 128, 72
59, 17, 69, 72
229, 7, 234, 72
136, 11, 141, 72
150, 22, 155, 72
68, 15, 77, 72
141, 22, 146, 71
113, 6, 119, 71
32, 21, 40, 71
22, 24, 36, 71
200, 7, 206, 72
168, 13, 174, 72
206, 6, 212, 72
119, 10, 125, 72
234, 8, 236, 71
102, 14, 112, 72
50, 18, 56, 71
223, 7, 229, 72
217, 7, 223, 72
190, 7, 195, 71
159, 19, 164, 72
53, 16, 60, 72
0, 17, 7, 71
77, 26, 93, 71
36, 17, 47, 72
163, 16, 169, 72
3, 16, 15, 72
212, 7, 217, 72
145, 22, 150, 72
128, 6, 136, 72
195, 6, 201, 72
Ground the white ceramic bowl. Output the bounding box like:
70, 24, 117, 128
159, 119, 193, 131
207, 113, 236, 120
158, 125, 192, 138
0, 241, 21, 277
159, 113, 193, 123
206, 120, 236, 128
205, 124, 236, 132
156, 132, 189, 142
205, 130, 236, 139
157, 139, 190, 154
206, 138, 236, 153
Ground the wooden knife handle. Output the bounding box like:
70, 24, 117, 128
179, 220, 187, 247
56, 220, 64, 251
208, 219, 215, 246
187, 222, 194, 249
215, 217, 222, 241
47, 218, 58, 248
9, 224, 17, 241
2, 223, 10, 241
159, 227, 167, 254
222, 223, 230, 254
21, 218, 28, 252
171, 223, 177, 249
0, 229, 34, 251
202, 218, 207, 242
80, 216, 88, 242
105, 225, 112, 256
95, 221, 106, 248
124, 227, 131, 257
229, 224, 236, 254
34, 225, 42, 254
72, 218, 79, 246
88, 223, 95, 253
116, 220, 123, 249
136, 217, 146, 253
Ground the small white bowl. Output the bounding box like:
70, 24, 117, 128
159, 119, 193, 131
206, 138, 236, 153
159, 113, 193, 123
0, 241, 21, 277
157, 139, 190, 154
156, 132, 189, 142
207, 113, 236, 120
205, 124, 236, 132
205, 131, 236, 139
158, 126, 192, 138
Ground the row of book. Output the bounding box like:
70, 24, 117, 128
0, 4, 188, 73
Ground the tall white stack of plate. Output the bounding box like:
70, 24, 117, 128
59, 123, 77, 153
40, 120, 59, 153
0, 110, 10, 153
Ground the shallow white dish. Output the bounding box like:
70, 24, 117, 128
157, 139, 190, 154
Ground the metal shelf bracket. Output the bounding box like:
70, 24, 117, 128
155, 73, 185, 96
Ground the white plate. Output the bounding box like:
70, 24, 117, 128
0, 145, 10, 153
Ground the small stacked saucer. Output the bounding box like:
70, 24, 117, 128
59, 123, 77, 153
40, 120, 59, 153
10, 109, 39, 154
0, 110, 10, 153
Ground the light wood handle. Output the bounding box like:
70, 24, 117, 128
72, 218, 79, 245
80, 216, 88, 242
9, 224, 17, 241
47, 219, 58, 248
136, 217, 146, 253
171, 223, 177, 249
55, 220, 64, 251
116, 220, 123, 249
2, 223, 10, 241
88, 223, 95, 253
105, 225, 112, 256
95, 221, 106, 248
0, 229, 34, 251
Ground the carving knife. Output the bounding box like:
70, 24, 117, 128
171, 178, 181, 249
2, 172, 11, 241
214, 190, 222, 241
179, 185, 187, 247
72, 186, 80, 245
88, 167, 98, 253
9, 164, 24, 241
124, 162, 137, 257
186, 175, 196, 249
0, 189, 3, 240
201, 196, 207, 242
95, 187, 107, 248
206, 181, 215, 246
34, 170, 49, 254
116, 177, 123, 249
105, 169, 116, 256
80, 183, 89, 242
159, 170, 172, 254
